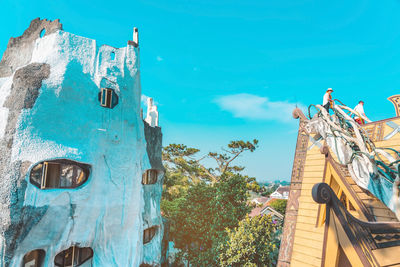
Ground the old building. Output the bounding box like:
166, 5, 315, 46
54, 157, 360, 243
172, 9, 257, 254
270, 186, 289, 199
278, 98, 400, 267
0, 18, 164, 266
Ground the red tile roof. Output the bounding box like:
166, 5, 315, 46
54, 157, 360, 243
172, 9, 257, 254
249, 198, 279, 217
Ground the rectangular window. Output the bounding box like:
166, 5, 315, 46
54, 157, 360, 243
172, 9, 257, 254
100, 88, 113, 108
41, 162, 61, 189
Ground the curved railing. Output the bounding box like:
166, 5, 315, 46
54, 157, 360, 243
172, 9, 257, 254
312, 183, 400, 250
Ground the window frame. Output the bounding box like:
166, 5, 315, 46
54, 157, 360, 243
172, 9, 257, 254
99, 88, 118, 109
22, 249, 45, 267
30, 159, 91, 190
143, 226, 158, 244
142, 169, 158, 185
54, 246, 93, 267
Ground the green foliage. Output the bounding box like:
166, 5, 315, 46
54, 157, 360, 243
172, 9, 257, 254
269, 199, 287, 215
161, 140, 262, 266
260, 183, 280, 197
246, 176, 261, 192
172, 175, 251, 266
219, 215, 282, 267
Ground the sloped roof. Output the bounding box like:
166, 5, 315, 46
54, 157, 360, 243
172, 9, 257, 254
249, 198, 279, 217
253, 196, 269, 204
276, 186, 290, 195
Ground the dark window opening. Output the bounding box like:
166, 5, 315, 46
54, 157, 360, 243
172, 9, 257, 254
143, 226, 157, 244
39, 29, 45, 38
142, 170, 158, 185
30, 159, 90, 189
339, 192, 347, 207
54, 246, 93, 267
111, 51, 115, 60
348, 200, 356, 211
23, 249, 45, 267
98, 88, 118, 109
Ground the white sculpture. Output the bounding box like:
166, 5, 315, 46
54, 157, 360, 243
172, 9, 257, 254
145, 97, 159, 127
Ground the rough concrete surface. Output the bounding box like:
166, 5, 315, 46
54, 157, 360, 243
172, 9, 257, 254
0, 18, 164, 267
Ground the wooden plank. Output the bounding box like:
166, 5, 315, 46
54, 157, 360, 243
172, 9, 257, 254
298, 201, 320, 210
303, 171, 324, 181
302, 165, 325, 172
372, 246, 400, 266
296, 215, 319, 225
297, 207, 319, 216
363, 199, 390, 210
299, 190, 313, 199
305, 153, 326, 160
375, 216, 399, 222
290, 259, 320, 267
298, 196, 318, 204
357, 192, 372, 200
293, 235, 325, 250
292, 245, 323, 260
323, 210, 339, 267
295, 222, 324, 233
291, 250, 322, 267
294, 229, 324, 242
334, 213, 370, 267
374, 139, 400, 147
301, 182, 324, 190
369, 207, 397, 218
301, 176, 325, 183
351, 184, 363, 192
304, 159, 327, 167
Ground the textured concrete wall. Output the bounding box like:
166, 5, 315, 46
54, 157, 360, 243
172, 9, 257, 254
0, 18, 164, 267
143, 123, 164, 265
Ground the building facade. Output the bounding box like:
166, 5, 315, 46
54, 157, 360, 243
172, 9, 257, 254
277, 103, 400, 267
0, 18, 164, 266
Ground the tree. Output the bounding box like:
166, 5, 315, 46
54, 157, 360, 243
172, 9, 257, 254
161, 140, 259, 265
172, 175, 251, 266
269, 199, 287, 215
219, 215, 282, 267
163, 140, 259, 184
260, 183, 280, 197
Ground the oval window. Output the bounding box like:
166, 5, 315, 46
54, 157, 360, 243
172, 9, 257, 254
54, 246, 93, 267
30, 159, 90, 189
142, 169, 158, 185
23, 249, 45, 267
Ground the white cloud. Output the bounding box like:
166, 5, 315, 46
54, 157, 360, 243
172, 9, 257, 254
156, 56, 163, 61
214, 93, 305, 122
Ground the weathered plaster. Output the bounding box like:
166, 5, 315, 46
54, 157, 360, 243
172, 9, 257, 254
0, 18, 164, 267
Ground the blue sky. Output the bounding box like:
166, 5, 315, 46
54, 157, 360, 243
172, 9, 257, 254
2, 0, 400, 182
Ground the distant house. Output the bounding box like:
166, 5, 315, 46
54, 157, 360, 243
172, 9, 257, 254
251, 196, 269, 205
249, 198, 284, 222
270, 185, 290, 199
260, 206, 284, 221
